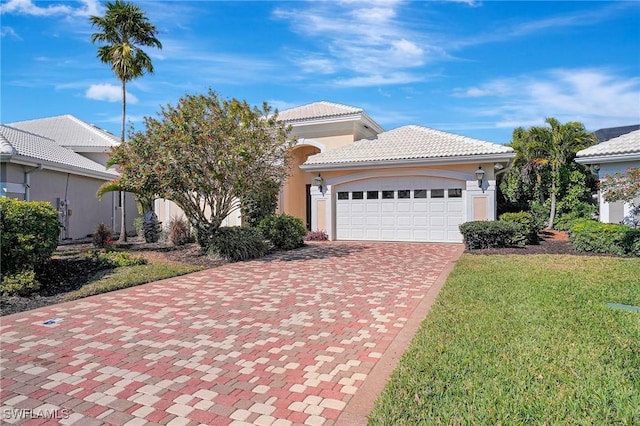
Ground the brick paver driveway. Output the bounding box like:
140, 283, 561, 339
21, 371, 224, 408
1, 242, 463, 426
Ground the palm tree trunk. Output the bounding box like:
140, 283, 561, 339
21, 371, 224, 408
118, 79, 127, 242
547, 179, 556, 229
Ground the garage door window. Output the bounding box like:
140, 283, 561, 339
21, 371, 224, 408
414, 189, 427, 198
352, 191, 364, 200
382, 190, 394, 199
367, 191, 379, 199
431, 189, 445, 198
398, 190, 410, 199
448, 189, 463, 198
338, 192, 349, 200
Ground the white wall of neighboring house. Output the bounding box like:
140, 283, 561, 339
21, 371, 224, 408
598, 161, 639, 225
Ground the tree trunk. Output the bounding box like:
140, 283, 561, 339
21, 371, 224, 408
118, 79, 128, 242
547, 179, 556, 229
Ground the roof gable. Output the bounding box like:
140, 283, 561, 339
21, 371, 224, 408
303, 125, 514, 168
278, 101, 364, 123
8, 114, 120, 150
0, 125, 117, 178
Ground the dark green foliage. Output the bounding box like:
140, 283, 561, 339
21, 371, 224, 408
93, 223, 113, 248
499, 211, 539, 244
258, 214, 307, 250
241, 179, 279, 228
1, 198, 60, 277
305, 230, 329, 241
1, 270, 40, 296
569, 219, 640, 257
209, 227, 268, 262
168, 217, 192, 246
459, 221, 526, 249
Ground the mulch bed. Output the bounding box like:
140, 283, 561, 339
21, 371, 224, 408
465, 230, 600, 256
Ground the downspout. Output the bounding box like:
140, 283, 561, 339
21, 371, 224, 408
23, 164, 43, 201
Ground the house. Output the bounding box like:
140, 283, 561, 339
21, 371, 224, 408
1, 115, 138, 239
576, 127, 640, 225
274, 102, 515, 243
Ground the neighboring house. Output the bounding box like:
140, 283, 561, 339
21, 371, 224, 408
1, 115, 137, 239
576, 127, 640, 225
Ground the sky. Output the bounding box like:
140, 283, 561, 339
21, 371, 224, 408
1, 0, 639, 144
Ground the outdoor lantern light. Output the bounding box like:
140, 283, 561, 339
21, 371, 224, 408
312, 173, 325, 194
475, 166, 485, 188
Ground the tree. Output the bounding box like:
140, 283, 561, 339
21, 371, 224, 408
516, 118, 596, 229
107, 90, 295, 248
90, 0, 162, 242
600, 167, 640, 226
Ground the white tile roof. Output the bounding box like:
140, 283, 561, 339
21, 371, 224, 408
8, 114, 120, 149
576, 129, 640, 158
278, 101, 364, 122
0, 125, 118, 178
304, 125, 514, 166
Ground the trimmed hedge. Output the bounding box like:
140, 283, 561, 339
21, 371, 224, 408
459, 221, 526, 249
569, 219, 640, 257
1, 198, 60, 276
499, 211, 539, 244
209, 227, 268, 262
258, 214, 306, 250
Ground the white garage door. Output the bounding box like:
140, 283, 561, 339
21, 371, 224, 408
335, 177, 465, 243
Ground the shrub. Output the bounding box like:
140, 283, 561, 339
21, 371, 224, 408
459, 221, 526, 250
499, 211, 539, 244
168, 217, 192, 246
305, 230, 329, 241
91, 249, 148, 267
0, 198, 60, 276
241, 179, 279, 228
1, 270, 40, 296
133, 217, 144, 237
258, 214, 307, 250
93, 223, 113, 248
209, 227, 268, 262
569, 219, 640, 256
530, 200, 551, 231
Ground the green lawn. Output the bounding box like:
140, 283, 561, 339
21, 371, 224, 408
369, 254, 640, 425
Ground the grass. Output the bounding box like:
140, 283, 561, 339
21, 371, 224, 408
64, 258, 202, 301
369, 254, 640, 425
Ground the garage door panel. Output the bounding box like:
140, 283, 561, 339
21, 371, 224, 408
430, 216, 445, 226
397, 216, 412, 226
431, 202, 445, 212
397, 202, 411, 213
414, 202, 428, 212
413, 216, 428, 226
381, 216, 395, 226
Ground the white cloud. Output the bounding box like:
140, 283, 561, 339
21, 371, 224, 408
0, 0, 99, 17
0, 26, 21, 39
86, 84, 138, 104
454, 68, 640, 131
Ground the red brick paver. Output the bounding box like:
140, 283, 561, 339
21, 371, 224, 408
1, 242, 462, 425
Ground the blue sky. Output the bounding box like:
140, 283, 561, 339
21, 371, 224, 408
1, 0, 639, 144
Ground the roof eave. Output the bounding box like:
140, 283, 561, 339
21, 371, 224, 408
286, 112, 366, 128
6, 155, 119, 181
300, 152, 516, 172
575, 152, 640, 165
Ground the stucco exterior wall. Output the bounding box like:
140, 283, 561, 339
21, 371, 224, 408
597, 160, 639, 224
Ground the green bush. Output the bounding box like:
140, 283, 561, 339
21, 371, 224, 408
1, 198, 60, 277
91, 249, 148, 267
133, 217, 144, 237
209, 227, 268, 262
258, 214, 306, 250
499, 211, 539, 244
1, 270, 40, 296
459, 221, 526, 250
241, 179, 279, 228
529, 200, 551, 231
569, 219, 640, 256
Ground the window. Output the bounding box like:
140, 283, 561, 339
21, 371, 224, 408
338, 192, 349, 200
398, 190, 410, 199
382, 190, 394, 199
367, 191, 379, 199
448, 189, 463, 198
431, 189, 445, 198
414, 189, 427, 198
352, 191, 364, 200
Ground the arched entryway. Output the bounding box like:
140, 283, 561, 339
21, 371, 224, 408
282, 145, 321, 229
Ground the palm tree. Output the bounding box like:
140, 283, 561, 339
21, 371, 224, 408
90, 0, 162, 242
526, 118, 597, 229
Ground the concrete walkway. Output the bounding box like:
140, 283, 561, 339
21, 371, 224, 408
0, 242, 463, 426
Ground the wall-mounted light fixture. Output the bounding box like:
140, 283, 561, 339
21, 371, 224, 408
475, 166, 485, 189
312, 173, 325, 195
